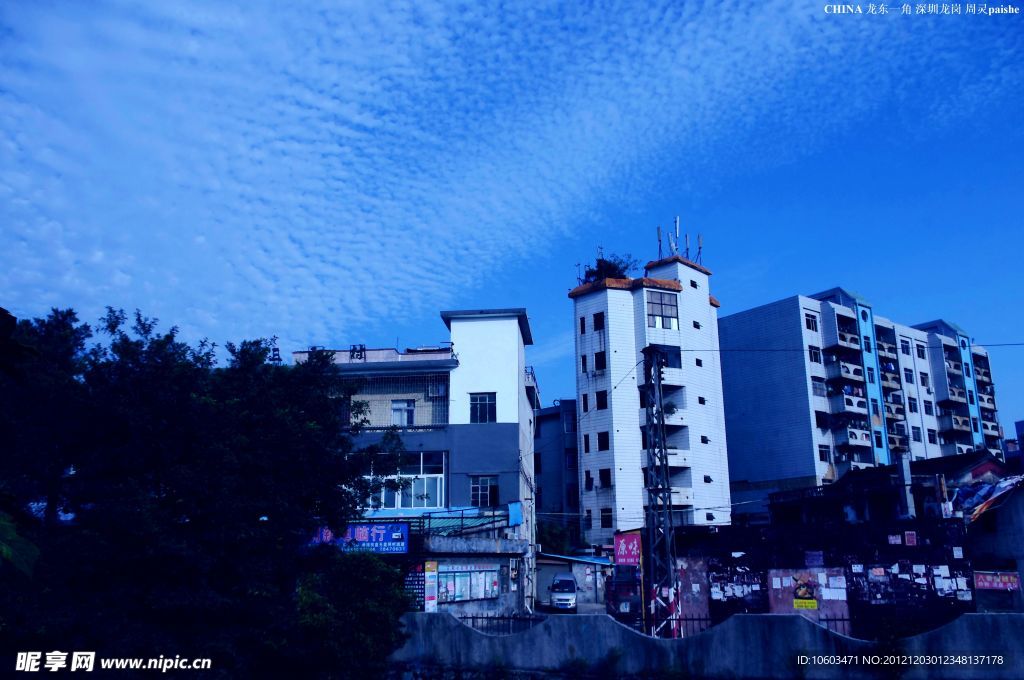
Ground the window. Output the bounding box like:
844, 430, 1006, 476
690, 279, 699, 289
597, 431, 610, 451
815, 411, 830, 428
811, 377, 827, 397
912, 426, 922, 443
867, 367, 875, 384
372, 451, 446, 510
904, 368, 914, 383
593, 312, 605, 331
965, 364, 971, 377
808, 346, 822, 364
874, 431, 883, 448
596, 390, 608, 410
646, 291, 679, 329
582, 394, 589, 413
818, 445, 830, 462
534, 454, 542, 474
916, 344, 926, 359
908, 397, 918, 414
971, 417, 979, 433
695, 358, 703, 367
700, 435, 710, 444
565, 448, 578, 470
584, 510, 592, 530
470, 475, 498, 507
600, 508, 613, 529
594, 351, 607, 371
436, 565, 500, 603
391, 399, 415, 426
698, 396, 706, 405
968, 390, 975, 405
563, 411, 576, 433
567, 483, 579, 511
692, 320, 702, 330
581, 355, 588, 373
805, 313, 818, 332
706, 512, 715, 522
469, 393, 497, 423
900, 339, 911, 355
871, 398, 880, 416
924, 400, 934, 416
704, 475, 713, 483
927, 429, 938, 444
583, 434, 590, 453
579, 317, 586, 335
863, 337, 872, 353
599, 468, 612, 487
920, 372, 929, 388
584, 470, 593, 491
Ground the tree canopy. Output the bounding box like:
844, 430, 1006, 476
583, 253, 640, 283
0, 307, 407, 678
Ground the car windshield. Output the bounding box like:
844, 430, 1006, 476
551, 580, 575, 593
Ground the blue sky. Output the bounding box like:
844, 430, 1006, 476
2, 2, 1022, 434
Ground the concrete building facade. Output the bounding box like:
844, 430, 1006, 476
294, 308, 542, 612
719, 288, 1004, 515
569, 255, 732, 546
533, 399, 581, 547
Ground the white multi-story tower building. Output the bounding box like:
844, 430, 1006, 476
720, 287, 1004, 516
570, 255, 732, 546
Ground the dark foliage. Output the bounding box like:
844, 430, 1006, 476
0, 308, 406, 677
583, 253, 640, 283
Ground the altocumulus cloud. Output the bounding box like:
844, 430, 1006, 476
1, 1, 1019, 352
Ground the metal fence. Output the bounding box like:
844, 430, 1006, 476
817, 614, 852, 637
456, 612, 547, 636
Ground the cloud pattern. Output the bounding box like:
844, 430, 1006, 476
1, 1, 1020, 362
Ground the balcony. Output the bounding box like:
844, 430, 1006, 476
641, 448, 690, 468
884, 403, 906, 421
887, 433, 908, 450
640, 407, 686, 428
828, 330, 861, 351
835, 427, 872, 448
660, 367, 685, 387
979, 393, 997, 411
830, 395, 868, 415
975, 366, 992, 383
877, 342, 898, 360
939, 414, 971, 433
944, 360, 962, 376
826, 361, 865, 383
982, 420, 1001, 437
941, 443, 972, 456
645, 488, 694, 506
942, 386, 967, 404
880, 372, 901, 391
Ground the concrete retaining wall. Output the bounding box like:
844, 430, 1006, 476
391, 612, 1024, 678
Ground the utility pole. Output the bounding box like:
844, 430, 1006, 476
641, 346, 679, 637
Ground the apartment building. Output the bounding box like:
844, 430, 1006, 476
719, 287, 1004, 515
294, 308, 542, 613
570, 255, 732, 546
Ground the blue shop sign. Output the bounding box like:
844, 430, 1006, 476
341, 522, 409, 554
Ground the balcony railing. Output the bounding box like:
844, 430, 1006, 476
829, 331, 861, 350
943, 386, 967, 404
835, 427, 872, 448
945, 360, 962, 376
642, 448, 690, 468
877, 342, 897, 359
884, 404, 906, 420
976, 367, 992, 383
940, 443, 972, 456
880, 372, 901, 391
982, 420, 1001, 436
887, 433, 908, 449
939, 414, 971, 433
979, 394, 997, 410
830, 395, 868, 415
826, 361, 865, 382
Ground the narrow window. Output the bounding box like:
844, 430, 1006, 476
596, 390, 608, 410
700, 435, 710, 444
581, 354, 588, 373
698, 396, 706, 405
927, 429, 937, 444
582, 394, 589, 412
391, 399, 415, 426
690, 280, 698, 289
583, 434, 590, 453
900, 339, 910, 355
600, 508, 613, 529
808, 346, 822, 364
692, 320, 701, 330
908, 397, 918, 414
904, 368, 914, 383
805, 313, 818, 332
916, 344, 926, 359
811, 377, 826, 397
579, 317, 586, 335
599, 468, 612, 487
695, 358, 703, 367
924, 400, 934, 416
597, 431, 610, 451
920, 372, 929, 388
594, 351, 607, 371
469, 393, 497, 423
912, 426, 922, 443
867, 367, 875, 384
593, 312, 605, 331
818, 445, 830, 462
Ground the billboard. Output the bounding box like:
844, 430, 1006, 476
614, 532, 641, 566
340, 522, 409, 554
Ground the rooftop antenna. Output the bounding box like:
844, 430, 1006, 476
674, 216, 680, 252
656, 225, 663, 260
597, 245, 605, 261
576, 261, 583, 285
684, 233, 690, 260
695, 234, 704, 265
